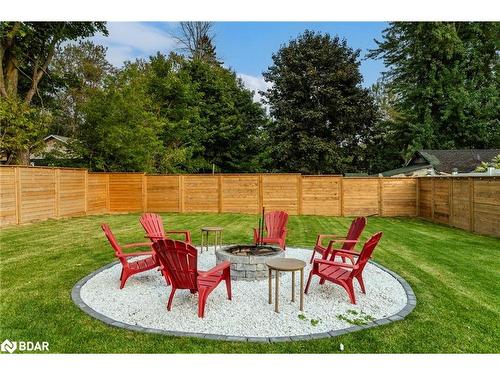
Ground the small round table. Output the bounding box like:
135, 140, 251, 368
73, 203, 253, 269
266, 258, 306, 313
200, 226, 223, 253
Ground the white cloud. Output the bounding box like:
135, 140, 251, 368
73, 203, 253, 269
91, 22, 178, 66
237, 73, 272, 104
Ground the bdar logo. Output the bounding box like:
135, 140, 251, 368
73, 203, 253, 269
1, 339, 17, 353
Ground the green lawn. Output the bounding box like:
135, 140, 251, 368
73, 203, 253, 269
0, 213, 499, 353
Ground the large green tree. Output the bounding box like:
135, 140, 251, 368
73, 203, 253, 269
363, 79, 406, 174
262, 30, 379, 174
0, 22, 107, 164
147, 53, 267, 173
48, 41, 114, 137
368, 22, 500, 157
146, 53, 207, 173
74, 62, 163, 172
184, 58, 267, 172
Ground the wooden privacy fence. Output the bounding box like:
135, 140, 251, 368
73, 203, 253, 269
417, 177, 500, 237
1, 166, 498, 237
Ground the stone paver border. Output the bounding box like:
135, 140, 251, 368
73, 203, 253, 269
71, 258, 416, 343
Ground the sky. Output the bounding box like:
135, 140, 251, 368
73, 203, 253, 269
91, 22, 389, 102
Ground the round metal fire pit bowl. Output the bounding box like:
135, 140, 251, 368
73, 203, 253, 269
215, 244, 284, 281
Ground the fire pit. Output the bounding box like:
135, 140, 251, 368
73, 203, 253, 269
215, 244, 284, 281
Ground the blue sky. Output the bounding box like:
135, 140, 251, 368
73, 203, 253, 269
91, 22, 388, 101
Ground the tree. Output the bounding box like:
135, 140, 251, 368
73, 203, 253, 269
262, 30, 379, 174
146, 53, 267, 173
368, 22, 500, 157
48, 41, 114, 136
0, 97, 51, 163
0, 22, 107, 164
175, 22, 220, 64
74, 62, 163, 172
146, 52, 207, 172
183, 58, 267, 172
363, 80, 406, 174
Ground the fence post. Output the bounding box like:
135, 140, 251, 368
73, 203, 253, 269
431, 178, 435, 221
378, 178, 383, 216
142, 174, 147, 212
54, 168, 60, 218
469, 177, 474, 232
258, 174, 264, 213
340, 177, 344, 217
14, 167, 22, 224
415, 178, 420, 217
297, 175, 302, 215
106, 174, 110, 213
449, 178, 453, 226
84, 169, 88, 216
179, 175, 184, 213
218, 175, 223, 213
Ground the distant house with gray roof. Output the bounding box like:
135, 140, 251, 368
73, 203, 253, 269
379, 149, 500, 177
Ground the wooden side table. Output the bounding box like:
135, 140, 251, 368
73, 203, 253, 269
266, 258, 306, 313
200, 226, 223, 253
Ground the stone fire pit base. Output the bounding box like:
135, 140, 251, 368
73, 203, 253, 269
215, 244, 284, 281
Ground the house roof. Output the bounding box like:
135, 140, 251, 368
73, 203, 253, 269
409, 149, 500, 173
44, 135, 70, 144
379, 164, 432, 177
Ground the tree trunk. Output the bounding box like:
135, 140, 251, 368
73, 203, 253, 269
4, 54, 19, 97
18, 150, 31, 165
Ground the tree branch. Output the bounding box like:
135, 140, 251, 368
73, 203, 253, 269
24, 37, 58, 104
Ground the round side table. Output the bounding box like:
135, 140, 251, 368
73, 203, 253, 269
266, 258, 306, 313
200, 226, 223, 253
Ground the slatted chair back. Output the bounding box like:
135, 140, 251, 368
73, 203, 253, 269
140, 213, 166, 240
351, 232, 383, 279
265, 211, 288, 238
101, 224, 128, 268
342, 216, 367, 251
153, 239, 198, 290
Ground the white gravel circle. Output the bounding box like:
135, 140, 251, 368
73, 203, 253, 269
80, 247, 407, 337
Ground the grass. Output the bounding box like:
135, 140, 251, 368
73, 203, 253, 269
0, 213, 499, 353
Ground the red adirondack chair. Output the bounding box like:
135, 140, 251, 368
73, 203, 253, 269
305, 232, 383, 304
253, 210, 288, 249
140, 213, 192, 244
152, 239, 232, 318
309, 216, 367, 264
101, 224, 159, 289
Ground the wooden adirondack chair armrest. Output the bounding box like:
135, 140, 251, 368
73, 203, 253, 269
144, 235, 165, 239
121, 251, 154, 258
198, 261, 231, 278
329, 248, 360, 257
165, 230, 190, 234
316, 234, 346, 246
313, 258, 356, 269
327, 239, 359, 250
122, 242, 153, 249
